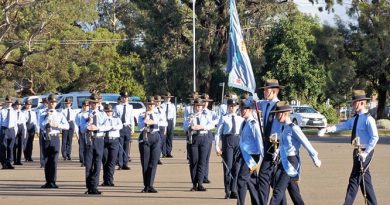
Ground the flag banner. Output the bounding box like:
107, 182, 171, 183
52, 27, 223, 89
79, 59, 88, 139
226, 0, 256, 95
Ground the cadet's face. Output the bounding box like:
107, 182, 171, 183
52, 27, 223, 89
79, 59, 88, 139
352, 100, 366, 113
16, 105, 22, 110
147, 104, 154, 111
48, 101, 56, 109
165, 97, 171, 102
90, 102, 97, 110
106, 111, 113, 117
6, 102, 12, 108
195, 104, 203, 112
240, 108, 250, 118
276, 112, 288, 123
26, 104, 31, 109
82, 105, 89, 111
65, 103, 71, 108
264, 88, 278, 100
228, 104, 237, 113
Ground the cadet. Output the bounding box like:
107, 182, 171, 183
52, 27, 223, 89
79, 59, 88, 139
61, 98, 77, 160
0, 96, 17, 169
184, 98, 214, 191
138, 96, 162, 193
84, 94, 110, 195
13, 99, 26, 166
154, 95, 167, 165
214, 98, 244, 199
75, 100, 90, 166
319, 90, 378, 205
36, 98, 49, 167
101, 104, 122, 187
184, 92, 198, 160
269, 101, 321, 205
236, 98, 263, 205
115, 91, 134, 170
23, 100, 38, 162
161, 92, 176, 158
256, 79, 285, 204
39, 94, 69, 188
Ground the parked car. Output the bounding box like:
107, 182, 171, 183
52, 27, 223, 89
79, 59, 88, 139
101, 100, 146, 124
290, 105, 327, 129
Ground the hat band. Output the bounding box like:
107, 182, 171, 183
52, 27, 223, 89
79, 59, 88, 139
352, 95, 369, 101
265, 82, 280, 87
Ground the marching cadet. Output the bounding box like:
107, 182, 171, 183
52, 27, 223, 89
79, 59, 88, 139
84, 94, 110, 195
214, 98, 244, 199
13, 99, 26, 165
37, 98, 49, 168
319, 90, 378, 205
23, 100, 38, 162
154, 95, 167, 165
75, 100, 90, 166
161, 92, 176, 158
184, 92, 198, 161
138, 96, 162, 193
0, 96, 17, 169
60, 98, 77, 160
236, 98, 263, 205
39, 94, 69, 188
256, 79, 289, 205
101, 104, 122, 187
115, 91, 134, 170
269, 101, 321, 205
200, 93, 217, 184
184, 98, 214, 192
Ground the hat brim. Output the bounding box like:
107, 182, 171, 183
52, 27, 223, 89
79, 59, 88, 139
145, 102, 156, 105
350, 98, 370, 102
270, 108, 292, 113
163, 95, 174, 98
259, 85, 285, 89
88, 100, 99, 103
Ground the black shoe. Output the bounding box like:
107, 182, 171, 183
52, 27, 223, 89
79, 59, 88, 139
14, 162, 23, 165
86, 189, 101, 195
230, 192, 238, 199
161, 155, 166, 158
148, 187, 158, 193
225, 192, 231, 199
166, 154, 173, 158
27, 159, 34, 162
50, 183, 59, 188
122, 166, 130, 170
141, 187, 148, 193
7, 164, 15, 169
63, 157, 67, 161
101, 182, 114, 187
197, 185, 206, 191
157, 160, 163, 165
128, 158, 132, 162
67, 157, 72, 161
203, 179, 210, 184
41, 183, 51, 188
190, 185, 197, 191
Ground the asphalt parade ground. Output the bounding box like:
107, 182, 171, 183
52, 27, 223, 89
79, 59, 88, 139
0, 136, 389, 205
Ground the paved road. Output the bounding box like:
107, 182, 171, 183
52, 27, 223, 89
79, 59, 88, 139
0, 136, 389, 205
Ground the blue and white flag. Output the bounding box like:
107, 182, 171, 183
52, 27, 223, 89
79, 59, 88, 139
226, 0, 256, 95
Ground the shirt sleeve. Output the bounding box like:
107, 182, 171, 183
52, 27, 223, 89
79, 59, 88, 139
365, 116, 379, 153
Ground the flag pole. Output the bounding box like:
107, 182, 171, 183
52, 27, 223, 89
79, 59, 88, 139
192, 0, 196, 92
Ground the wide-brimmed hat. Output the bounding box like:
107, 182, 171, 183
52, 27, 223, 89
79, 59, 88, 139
154, 95, 164, 102
25, 99, 33, 105
104, 104, 113, 112
259, 79, 284, 89
227, 99, 238, 106
162, 92, 174, 98
88, 93, 100, 103
187, 91, 199, 100
201, 93, 213, 102
270, 101, 293, 113
64, 98, 72, 104
14, 99, 23, 106
4, 95, 13, 103
40, 98, 48, 104
144, 96, 156, 105
193, 98, 205, 106
351, 90, 370, 102
120, 91, 129, 98
47, 94, 57, 103
239, 98, 255, 109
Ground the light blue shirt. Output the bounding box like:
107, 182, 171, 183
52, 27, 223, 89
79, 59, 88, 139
16, 110, 26, 125
104, 116, 123, 138
61, 108, 77, 122
215, 113, 244, 140
257, 98, 281, 133
240, 116, 264, 168
279, 119, 319, 178
162, 101, 176, 126
332, 111, 379, 153
114, 103, 134, 131
216, 104, 227, 120
0, 107, 18, 129
82, 109, 109, 137
183, 110, 215, 132
23, 109, 38, 129
183, 105, 194, 123
75, 111, 89, 134
154, 105, 168, 127
138, 112, 160, 132
39, 109, 70, 135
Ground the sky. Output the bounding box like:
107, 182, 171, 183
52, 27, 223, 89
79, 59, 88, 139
294, 0, 358, 26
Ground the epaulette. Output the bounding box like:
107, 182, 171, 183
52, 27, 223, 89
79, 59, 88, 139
250, 119, 256, 124
289, 123, 295, 128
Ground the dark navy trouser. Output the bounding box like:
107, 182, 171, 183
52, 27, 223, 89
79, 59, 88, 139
165, 119, 174, 156
237, 154, 261, 205
139, 132, 161, 188
221, 134, 240, 195
43, 135, 60, 184
102, 137, 119, 185
24, 123, 35, 161
118, 126, 131, 167
188, 133, 208, 187
78, 131, 86, 164
61, 122, 74, 159
13, 124, 25, 164
85, 137, 104, 191
344, 149, 377, 205
204, 131, 213, 181
0, 127, 15, 166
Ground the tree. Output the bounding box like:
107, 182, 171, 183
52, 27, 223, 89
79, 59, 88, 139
262, 12, 326, 104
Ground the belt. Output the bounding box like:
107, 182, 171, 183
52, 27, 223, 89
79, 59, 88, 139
105, 136, 119, 140
123, 124, 131, 127
147, 131, 159, 135
222, 133, 240, 137
167, 118, 174, 121
1, 126, 13, 129
198, 131, 208, 134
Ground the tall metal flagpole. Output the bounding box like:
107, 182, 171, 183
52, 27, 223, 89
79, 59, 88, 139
192, 0, 196, 92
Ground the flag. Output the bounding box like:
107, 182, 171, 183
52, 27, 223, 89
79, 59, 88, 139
226, 0, 256, 95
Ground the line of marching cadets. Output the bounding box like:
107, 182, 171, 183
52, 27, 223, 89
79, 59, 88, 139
0, 79, 379, 204
183, 79, 379, 205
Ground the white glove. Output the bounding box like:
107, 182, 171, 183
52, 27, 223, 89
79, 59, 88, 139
272, 149, 279, 161
313, 157, 322, 168
215, 145, 222, 156
359, 152, 368, 162
318, 128, 327, 137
